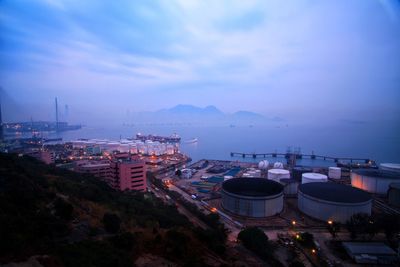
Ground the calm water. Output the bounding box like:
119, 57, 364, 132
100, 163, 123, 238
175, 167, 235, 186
45, 121, 400, 166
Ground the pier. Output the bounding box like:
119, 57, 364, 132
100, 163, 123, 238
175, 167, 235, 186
230, 152, 372, 164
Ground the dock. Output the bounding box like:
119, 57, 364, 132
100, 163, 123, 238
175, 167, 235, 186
230, 152, 372, 164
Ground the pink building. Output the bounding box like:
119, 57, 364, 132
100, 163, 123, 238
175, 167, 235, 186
75, 158, 146, 192
112, 160, 147, 191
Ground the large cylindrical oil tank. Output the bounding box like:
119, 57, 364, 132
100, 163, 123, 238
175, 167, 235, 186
351, 169, 400, 194
268, 169, 290, 182
298, 182, 372, 223
302, 173, 328, 184
328, 167, 341, 179
221, 178, 284, 217
380, 163, 400, 173
388, 183, 400, 207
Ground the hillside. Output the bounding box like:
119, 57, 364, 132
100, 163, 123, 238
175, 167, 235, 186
0, 153, 238, 267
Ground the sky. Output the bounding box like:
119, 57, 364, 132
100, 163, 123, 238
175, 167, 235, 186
0, 0, 400, 124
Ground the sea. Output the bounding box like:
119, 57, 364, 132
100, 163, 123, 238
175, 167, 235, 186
42, 121, 400, 167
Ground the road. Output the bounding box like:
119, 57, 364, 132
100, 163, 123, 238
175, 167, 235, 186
148, 184, 209, 230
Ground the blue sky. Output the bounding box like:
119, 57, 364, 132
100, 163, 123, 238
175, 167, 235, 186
0, 0, 400, 123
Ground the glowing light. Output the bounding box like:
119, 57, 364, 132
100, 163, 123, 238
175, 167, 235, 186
328, 220, 333, 225
211, 207, 217, 213
312, 249, 316, 254
296, 234, 300, 239
292, 220, 296, 226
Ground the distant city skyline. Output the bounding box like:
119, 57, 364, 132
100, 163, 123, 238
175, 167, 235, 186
1, 0, 400, 124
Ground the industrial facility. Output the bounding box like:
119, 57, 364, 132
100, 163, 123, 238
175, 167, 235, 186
351, 169, 400, 194
268, 168, 290, 182
301, 172, 328, 184
221, 178, 284, 217
298, 182, 372, 223
380, 163, 400, 173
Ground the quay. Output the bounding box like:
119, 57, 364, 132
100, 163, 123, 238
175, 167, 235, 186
230, 152, 372, 164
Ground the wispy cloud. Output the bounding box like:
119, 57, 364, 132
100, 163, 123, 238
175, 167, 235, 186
0, 0, 399, 122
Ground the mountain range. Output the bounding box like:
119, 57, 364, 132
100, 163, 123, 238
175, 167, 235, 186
129, 105, 282, 125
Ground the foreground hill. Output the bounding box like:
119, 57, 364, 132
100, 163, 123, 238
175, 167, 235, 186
0, 153, 238, 267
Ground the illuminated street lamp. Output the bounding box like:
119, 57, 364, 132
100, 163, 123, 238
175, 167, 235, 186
312, 249, 316, 254
328, 220, 333, 225
292, 220, 296, 226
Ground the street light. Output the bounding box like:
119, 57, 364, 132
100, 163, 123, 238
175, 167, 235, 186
328, 220, 333, 225
292, 220, 296, 226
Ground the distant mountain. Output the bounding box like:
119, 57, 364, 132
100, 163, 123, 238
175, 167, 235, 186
161, 104, 224, 115
232, 110, 265, 120
129, 104, 282, 126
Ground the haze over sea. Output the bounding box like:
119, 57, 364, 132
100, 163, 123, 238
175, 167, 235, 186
49, 121, 400, 167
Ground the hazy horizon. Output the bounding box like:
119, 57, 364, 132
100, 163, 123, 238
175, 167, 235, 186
1, 0, 400, 126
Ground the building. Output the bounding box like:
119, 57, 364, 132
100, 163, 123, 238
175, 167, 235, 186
298, 182, 372, 223
113, 159, 147, 191
75, 160, 112, 184
351, 169, 400, 194
26, 150, 55, 164
75, 157, 146, 192
221, 178, 284, 217
343, 242, 398, 265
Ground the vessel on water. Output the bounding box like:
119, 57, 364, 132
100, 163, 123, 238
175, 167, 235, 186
135, 133, 181, 143
185, 138, 198, 144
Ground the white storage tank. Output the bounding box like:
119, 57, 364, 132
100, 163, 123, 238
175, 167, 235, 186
273, 162, 284, 169
280, 178, 299, 196
268, 169, 290, 182
302, 173, 328, 184
258, 160, 269, 170
328, 167, 341, 179
380, 163, 400, 173
351, 169, 400, 194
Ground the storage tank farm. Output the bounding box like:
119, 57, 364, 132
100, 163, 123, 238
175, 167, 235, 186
328, 167, 341, 179
388, 183, 400, 207
221, 178, 284, 217
298, 182, 372, 223
351, 163, 400, 194
301, 173, 328, 184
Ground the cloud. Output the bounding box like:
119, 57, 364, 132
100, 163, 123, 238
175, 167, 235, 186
0, 0, 399, 122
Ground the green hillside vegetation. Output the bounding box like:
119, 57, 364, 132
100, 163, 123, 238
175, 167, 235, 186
0, 153, 228, 266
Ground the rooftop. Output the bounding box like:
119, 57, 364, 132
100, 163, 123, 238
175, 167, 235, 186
298, 182, 371, 203
343, 242, 397, 256
353, 169, 400, 179
222, 178, 283, 197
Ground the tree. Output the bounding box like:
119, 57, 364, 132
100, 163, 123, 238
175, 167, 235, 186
376, 214, 400, 241
238, 227, 272, 259
54, 198, 74, 221
346, 213, 370, 239
102, 213, 121, 234
327, 221, 341, 238
297, 232, 314, 248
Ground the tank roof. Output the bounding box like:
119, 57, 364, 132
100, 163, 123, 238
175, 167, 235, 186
353, 169, 400, 179
299, 182, 371, 203
222, 178, 283, 197
389, 182, 400, 190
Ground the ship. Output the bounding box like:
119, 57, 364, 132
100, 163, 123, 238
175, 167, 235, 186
184, 138, 198, 144
135, 133, 181, 143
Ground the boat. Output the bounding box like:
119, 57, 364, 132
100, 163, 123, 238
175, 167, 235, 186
185, 138, 198, 144
135, 133, 181, 143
